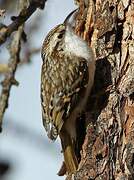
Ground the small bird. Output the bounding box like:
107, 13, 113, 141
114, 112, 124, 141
41, 11, 95, 174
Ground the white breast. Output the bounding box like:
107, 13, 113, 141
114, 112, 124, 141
65, 26, 93, 62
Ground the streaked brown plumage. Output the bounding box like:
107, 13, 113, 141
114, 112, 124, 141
41, 19, 95, 174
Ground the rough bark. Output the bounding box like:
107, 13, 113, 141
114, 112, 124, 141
67, 0, 134, 179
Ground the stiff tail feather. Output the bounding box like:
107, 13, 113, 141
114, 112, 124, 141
59, 129, 78, 174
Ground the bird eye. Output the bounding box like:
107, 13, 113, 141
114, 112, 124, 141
58, 34, 63, 39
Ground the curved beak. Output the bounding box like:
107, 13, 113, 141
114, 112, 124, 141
64, 9, 78, 26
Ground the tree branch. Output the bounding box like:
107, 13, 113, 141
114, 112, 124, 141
0, 0, 46, 45
0, 0, 43, 130
0, 25, 23, 131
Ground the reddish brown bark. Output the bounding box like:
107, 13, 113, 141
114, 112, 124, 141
67, 0, 134, 179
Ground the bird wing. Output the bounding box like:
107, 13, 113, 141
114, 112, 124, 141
41, 56, 89, 140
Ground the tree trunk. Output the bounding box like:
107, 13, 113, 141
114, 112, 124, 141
67, 0, 134, 179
